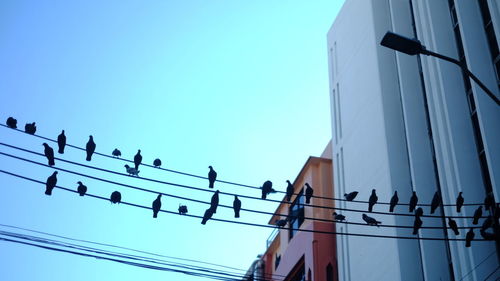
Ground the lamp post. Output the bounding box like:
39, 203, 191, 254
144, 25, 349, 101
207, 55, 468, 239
380, 31, 500, 106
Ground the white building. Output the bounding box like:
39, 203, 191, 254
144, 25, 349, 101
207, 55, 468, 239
327, 0, 500, 280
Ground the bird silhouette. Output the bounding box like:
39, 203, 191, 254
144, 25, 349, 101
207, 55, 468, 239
412, 216, 423, 235
178, 204, 188, 215
77, 181, 87, 196
86, 135, 96, 161
479, 229, 497, 241
305, 183, 313, 204
153, 158, 162, 168
43, 143, 55, 166
333, 212, 345, 222
124, 164, 140, 176
110, 191, 121, 204
112, 149, 121, 158
210, 190, 219, 213
152, 194, 161, 218
389, 191, 399, 212
201, 208, 214, 225
261, 180, 276, 199
6, 117, 17, 129
448, 218, 459, 235
286, 180, 294, 202
134, 150, 142, 170
275, 219, 288, 228
362, 214, 381, 226
484, 192, 495, 211
344, 191, 358, 201
473, 206, 483, 225
25, 122, 36, 134
368, 189, 378, 212
233, 196, 241, 218
415, 207, 424, 218
465, 228, 474, 248
430, 191, 441, 214
481, 216, 493, 231
456, 192, 464, 213
57, 130, 66, 154
409, 191, 418, 213
45, 171, 58, 195
208, 166, 217, 188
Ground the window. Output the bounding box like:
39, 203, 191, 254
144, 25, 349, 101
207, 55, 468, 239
289, 190, 305, 240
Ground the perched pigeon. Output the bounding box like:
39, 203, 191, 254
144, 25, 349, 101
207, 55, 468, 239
456, 192, 464, 213
333, 212, 345, 222
25, 122, 36, 134
134, 150, 142, 170
153, 158, 162, 168
86, 135, 96, 161
233, 196, 241, 218
77, 181, 87, 196
473, 206, 483, 225
208, 166, 217, 188
124, 164, 139, 176
152, 194, 162, 218
45, 171, 58, 195
415, 207, 424, 218
480, 229, 497, 241
57, 130, 66, 154
305, 183, 313, 204
412, 216, 423, 235
261, 180, 276, 199
178, 204, 188, 215
465, 228, 474, 248
275, 219, 288, 228
110, 191, 121, 204
6, 117, 17, 129
484, 192, 495, 211
112, 149, 121, 158
368, 189, 378, 212
362, 214, 381, 226
389, 191, 399, 213
344, 191, 358, 201
43, 143, 55, 166
286, 180, 294, 202
481, 216, 493, 231
448, 218, 459, 235
409, 191, 418, 213
430, 191, 441, 214
201, 208, 214, 225
210, 190, 219, 213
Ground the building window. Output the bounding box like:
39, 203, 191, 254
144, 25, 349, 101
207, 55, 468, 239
289, 190, 305, 240
326, 263, 334, 281
287, 259, 306, 281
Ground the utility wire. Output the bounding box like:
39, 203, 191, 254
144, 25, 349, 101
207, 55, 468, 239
0, 124, 482, 207
0, 169, 488, 242
458, 250, 497, 281
484, 265, 500, 281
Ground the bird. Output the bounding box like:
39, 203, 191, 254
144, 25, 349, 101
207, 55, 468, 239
178, 205, 188, 215
448, 218, 459, 235
412, 216, 423, 235
480, 229, 497, 241
201, 208, 214, 225
465, 228, 474, 248
6, 117, 17, 129
456, 192, 464, 213
153, 158, 162, 168
25, 122, 36, 134
43, 143, 55, 166
473, 206, 483, 225
86, 135, 96, 161
112, 148, 121, 158
261, 180, 276, 199
409, 191, 418, 213
57, 130, 66, 154
208, 166, 217, 188
333, 212, 345, 222
305, 183, 313, 204
415, 207, 424, 218
152, 194, 161, 218
45, 171, 58, 196
134, 150, 142, 170
76, 181, 87, 196
481, 216, 493, 231
362, 214, 381, 226
344, 191, 358, 201
286, 180, 294, 202
275, 219, 288, 228
233, 196, 241, 218
389, 191, 399, 212
484, 192, 495, 211
124, 164, 139, 176
210, 190, 219, 213
430, 191, 441, 214
110, 191, 121, 204
368, 189, 378, 212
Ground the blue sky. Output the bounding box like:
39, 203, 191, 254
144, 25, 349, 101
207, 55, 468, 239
0, 1, 344, 280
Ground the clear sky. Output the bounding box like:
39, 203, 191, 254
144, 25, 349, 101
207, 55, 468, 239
0, 1, 344, 280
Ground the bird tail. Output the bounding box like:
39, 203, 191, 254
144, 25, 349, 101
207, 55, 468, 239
473, 218, 479, 225
49, 159, 55, 166
409, 206, 414, 213
454, 229, 459, 235
86, 154, 91, 161
235, 212, 240, 218
430, 207, 435, 214
209, 182, 214, 188
456, 206, 460, 213
45, 188, 52, 196
413, 229, 418, 235
58, 148, 64, 154
201, 218, 207, 225
306, 198, 311, 204
135, 164, 139, 170
79, 192, 84, 196
369, 205, 373, 212
465, 241, 471, 247
153, 212, 158, 218
389, 206, 394, 213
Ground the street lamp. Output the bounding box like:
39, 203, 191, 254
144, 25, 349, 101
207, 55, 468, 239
380, 31, 500, 106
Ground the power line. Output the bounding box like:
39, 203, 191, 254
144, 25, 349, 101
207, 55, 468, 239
0, 124, 482, 207
0, 169, 488, 242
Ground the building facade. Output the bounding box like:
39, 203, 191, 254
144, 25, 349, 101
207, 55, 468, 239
327, 0, 500, 280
